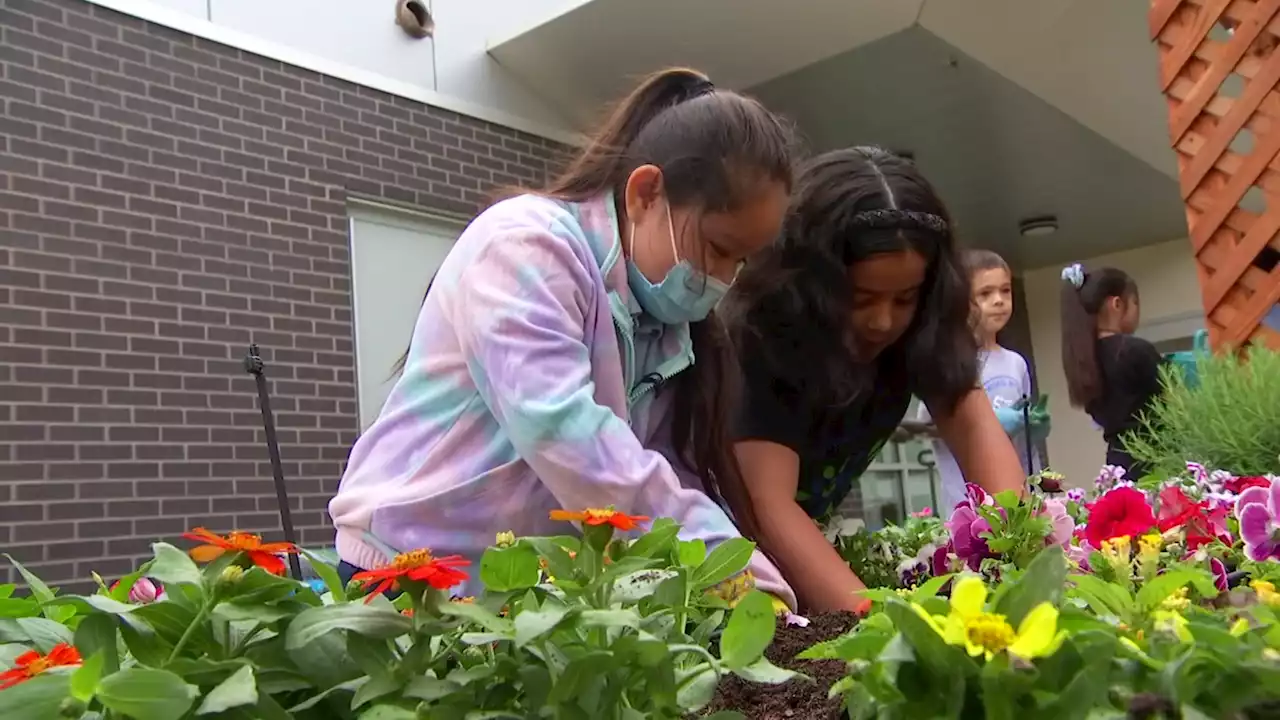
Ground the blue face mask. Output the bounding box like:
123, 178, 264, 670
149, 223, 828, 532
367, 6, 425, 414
625, 203, 732, 325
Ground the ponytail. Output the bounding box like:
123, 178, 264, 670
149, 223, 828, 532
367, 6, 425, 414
1059, 264, 1137, 408
544, 68, 716, 200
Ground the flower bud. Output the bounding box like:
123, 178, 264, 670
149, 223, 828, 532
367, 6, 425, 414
129, 577, 162, 604
219, 565, 245, 585
494, 531, 515, 548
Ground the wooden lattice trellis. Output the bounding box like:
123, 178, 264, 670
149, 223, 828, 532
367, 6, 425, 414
1152, 0, 1280, 350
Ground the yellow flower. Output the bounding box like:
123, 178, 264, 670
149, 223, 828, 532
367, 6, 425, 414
1160, 587, 1190, 612
916, 576, 1064, 661
1151, 609, 1191, 642
1100, 535, 1132, 561
494, 531, 516, 549
1137, 534, 1162, 577
1252, 580, 1280, 607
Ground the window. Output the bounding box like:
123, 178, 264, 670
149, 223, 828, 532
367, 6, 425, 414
348, 203, 464, 430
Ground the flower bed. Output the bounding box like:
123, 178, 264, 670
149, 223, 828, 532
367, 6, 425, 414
804, 464, 1280, 718
708, 612, 858, 720
0, 511, 798, 720
3, 465, 1280, 719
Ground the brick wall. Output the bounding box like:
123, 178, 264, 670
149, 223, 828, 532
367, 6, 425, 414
0, 0, 566, 586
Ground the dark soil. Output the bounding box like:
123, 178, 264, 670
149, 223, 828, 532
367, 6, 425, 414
707, 612, 858, 719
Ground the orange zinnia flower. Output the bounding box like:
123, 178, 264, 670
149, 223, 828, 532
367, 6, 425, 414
181, 528, 298, 576
0, 643, 81, 689
549, 508, 650, 531
351, 549, 470, 603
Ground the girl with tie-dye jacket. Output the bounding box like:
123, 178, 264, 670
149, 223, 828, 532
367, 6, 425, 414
328, 69, 799, 609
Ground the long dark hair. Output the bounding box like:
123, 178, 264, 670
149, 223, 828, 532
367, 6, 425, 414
1060, 265, 1138, 408
399, 68, 794, 537
541, 68, 793, 539
724, 147, 977, 416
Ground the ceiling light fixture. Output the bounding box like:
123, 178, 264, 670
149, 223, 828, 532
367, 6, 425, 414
1018, 216, 1059, 238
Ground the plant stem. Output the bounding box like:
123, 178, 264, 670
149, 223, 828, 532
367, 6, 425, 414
166, 598, 213, 665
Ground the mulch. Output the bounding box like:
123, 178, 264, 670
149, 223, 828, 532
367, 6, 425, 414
706, 612, 858, 719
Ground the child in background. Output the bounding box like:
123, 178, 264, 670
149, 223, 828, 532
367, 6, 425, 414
1059, 263, 1163, 480
918, 250, 1044, 512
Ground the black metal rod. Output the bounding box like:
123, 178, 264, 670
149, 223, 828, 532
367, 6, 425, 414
243, 344, 304, 581
1021, 394, 1035, 478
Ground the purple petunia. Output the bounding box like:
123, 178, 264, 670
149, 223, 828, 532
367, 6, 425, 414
1235, 476, 1280, 563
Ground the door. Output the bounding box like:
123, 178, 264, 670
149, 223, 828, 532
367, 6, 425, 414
348, 203, 464, 431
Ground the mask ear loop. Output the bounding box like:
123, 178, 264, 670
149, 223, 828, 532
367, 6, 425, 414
664, 199, 680, 265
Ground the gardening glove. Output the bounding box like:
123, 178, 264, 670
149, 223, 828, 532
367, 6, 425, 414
993, 406, 1025, 435
1027, 394, 1051, 442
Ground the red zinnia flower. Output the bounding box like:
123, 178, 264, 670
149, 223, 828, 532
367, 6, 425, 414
351, 549, 470, 603
549, 508, 650, 531
182, 528, 298, 576
1085, 487, 1156, 548
0, 643, 81, 689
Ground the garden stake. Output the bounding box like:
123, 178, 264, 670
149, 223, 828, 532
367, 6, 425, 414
1021, 394, 1035, 478
243, 343, 304, 581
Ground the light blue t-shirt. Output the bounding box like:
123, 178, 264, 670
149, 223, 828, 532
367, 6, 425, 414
916, 346, 1041, 512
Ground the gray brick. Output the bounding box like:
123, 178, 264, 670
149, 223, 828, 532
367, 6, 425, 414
0, 0, 566, 587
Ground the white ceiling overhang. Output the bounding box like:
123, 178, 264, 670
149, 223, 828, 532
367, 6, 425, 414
486, 0, 924, 128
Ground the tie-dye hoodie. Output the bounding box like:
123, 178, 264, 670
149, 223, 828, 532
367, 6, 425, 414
329, 192, 795, 608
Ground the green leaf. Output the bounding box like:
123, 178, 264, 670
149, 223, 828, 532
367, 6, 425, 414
0, 670, 72, 719
212, 602, 292, 624
731, 657, 800, 684
612, 569, 679, 603
480, 545, 542, 592
70, 650, 105, 703
907, 574, 954, 603
146, 543, 205, 593
196, 664, 257, 714
993, 491, 1021, 512
678, 539, 707, 567
521, 537, 577, 582
284, 603, 412, 652
1067, 574, 1133, 618
2, 617, 73, 653
720, 591, 775, 670
0, 599, 39, 619
439, 600, 514, 634
994, 545, 1066, 627
513, 604, 573, 647
883, 599, 974, 679
3, 555, 55, 609
286, 678, 367, 713
1135, 568, 1209, 611
351, 672, 401, 710
97, 667, 198, 720
691, 538, 755, 590
358, 705, 418, 719
578, 609, 641, 630
300, 549, 348, 602
676, 664, 719, 711
624, 519, 681, 559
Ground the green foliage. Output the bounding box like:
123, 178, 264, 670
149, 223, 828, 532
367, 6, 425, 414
812, 549, 1280, 718
1126, 345, 1280, 477
0, 519, 789, 720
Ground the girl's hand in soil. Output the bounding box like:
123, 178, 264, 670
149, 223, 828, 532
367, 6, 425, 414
734, 440, 873, 613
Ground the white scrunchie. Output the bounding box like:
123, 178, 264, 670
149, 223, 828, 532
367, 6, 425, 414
1061, 263, 1085, 289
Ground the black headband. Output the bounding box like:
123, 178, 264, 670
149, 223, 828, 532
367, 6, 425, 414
683, 79, 716, 103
